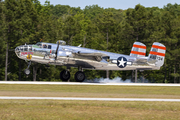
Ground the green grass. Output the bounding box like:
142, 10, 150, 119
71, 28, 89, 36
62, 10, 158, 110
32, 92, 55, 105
0, 100, 180, 120
0, 84, 180, 98
0, 84, 180, 119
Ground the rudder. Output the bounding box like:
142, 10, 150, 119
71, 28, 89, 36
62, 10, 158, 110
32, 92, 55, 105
148, 42, 166, 67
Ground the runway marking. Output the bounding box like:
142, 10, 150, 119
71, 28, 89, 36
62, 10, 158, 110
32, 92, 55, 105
0, 97, 180, 102
0, 81, 180, 86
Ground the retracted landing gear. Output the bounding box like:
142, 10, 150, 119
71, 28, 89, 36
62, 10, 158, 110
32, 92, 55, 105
24, 61, 31, 75
60, 70, 70, 81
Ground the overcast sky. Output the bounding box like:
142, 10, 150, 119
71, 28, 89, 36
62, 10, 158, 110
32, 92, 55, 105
38, 0, 180, 10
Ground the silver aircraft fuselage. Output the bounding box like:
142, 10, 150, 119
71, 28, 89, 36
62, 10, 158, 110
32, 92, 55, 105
15, 42, 160, 71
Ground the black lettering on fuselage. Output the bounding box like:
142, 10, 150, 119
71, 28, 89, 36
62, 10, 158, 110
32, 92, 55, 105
150, 55, 163, 61
157, 56, 163, 61
150, 55, 156, 59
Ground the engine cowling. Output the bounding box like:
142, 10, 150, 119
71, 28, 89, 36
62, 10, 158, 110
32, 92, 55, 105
58, 51, 72, 57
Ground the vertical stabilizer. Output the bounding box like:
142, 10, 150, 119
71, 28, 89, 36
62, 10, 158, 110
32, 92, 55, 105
130, 42, 146, 57
148, 42, 166, 67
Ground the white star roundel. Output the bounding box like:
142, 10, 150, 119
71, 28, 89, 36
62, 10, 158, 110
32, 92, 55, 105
117, 57, 127, 68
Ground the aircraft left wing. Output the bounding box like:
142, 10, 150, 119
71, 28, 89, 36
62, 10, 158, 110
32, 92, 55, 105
72, 52, 109, 62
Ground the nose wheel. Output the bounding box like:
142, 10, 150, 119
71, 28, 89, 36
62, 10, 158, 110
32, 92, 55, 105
24, 61, 31, 75
74, 71, 85, 82
24, 69, 30, 75
60, 70, 70, 81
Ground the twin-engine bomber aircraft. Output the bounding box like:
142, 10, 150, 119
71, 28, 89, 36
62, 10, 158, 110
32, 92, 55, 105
15, 40, 166, 82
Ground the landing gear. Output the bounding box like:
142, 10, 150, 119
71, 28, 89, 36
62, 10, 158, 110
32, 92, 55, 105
59, 66, 85, 82
60, 70, 70, 81
24, 69, 30, 75
24, 61, 31, 75
74, 66, 85, 82
74, 71, 85, 82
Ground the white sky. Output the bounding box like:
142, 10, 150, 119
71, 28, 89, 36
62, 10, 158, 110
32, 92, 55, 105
39, 0, 180, 10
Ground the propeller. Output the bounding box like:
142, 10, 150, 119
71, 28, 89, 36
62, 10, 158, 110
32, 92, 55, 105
55, 41, 60, 60
9, 49, 15, 51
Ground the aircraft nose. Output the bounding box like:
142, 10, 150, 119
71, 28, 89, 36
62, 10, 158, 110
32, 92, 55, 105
15, 47, 20, 52
15, 46, 22, 55
15, 47, 20, 57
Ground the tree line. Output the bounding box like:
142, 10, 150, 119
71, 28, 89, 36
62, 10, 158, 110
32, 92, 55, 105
0, 0, 180, 83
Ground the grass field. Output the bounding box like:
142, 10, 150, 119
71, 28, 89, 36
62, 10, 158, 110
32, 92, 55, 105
0, 84, 180, 120
0, 84, 180, 98
0, 100, 180, 120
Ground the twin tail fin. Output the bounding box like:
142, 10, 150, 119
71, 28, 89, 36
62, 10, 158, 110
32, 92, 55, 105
130, 42, 166, 67
130, 42, 146, 57
147, 42, 166, 67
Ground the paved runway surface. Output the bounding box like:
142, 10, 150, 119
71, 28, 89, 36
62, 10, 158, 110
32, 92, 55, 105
0, 81, 180, 102
0, 96, 180, 102
0, 81, 180, 86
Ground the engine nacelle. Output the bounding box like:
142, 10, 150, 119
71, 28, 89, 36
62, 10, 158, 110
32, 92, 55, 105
58, 51, 72, 57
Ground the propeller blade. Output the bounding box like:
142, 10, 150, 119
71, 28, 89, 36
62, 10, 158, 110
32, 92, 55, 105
9, 49, 15, 51
55, 41, 60, 60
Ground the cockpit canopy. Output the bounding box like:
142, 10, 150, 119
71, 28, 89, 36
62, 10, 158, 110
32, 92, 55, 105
36, 42, 52, 49
16, 40, 67, 52
35, 40, 66, 49
15, 45, 32, 52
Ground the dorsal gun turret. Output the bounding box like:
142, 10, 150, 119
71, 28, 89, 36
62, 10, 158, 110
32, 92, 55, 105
56, 40, 66, 46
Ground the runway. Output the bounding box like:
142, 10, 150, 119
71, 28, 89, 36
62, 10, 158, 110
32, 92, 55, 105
0, 96, 180, 102
0, 81, 180, 86
0, 82, 180, 102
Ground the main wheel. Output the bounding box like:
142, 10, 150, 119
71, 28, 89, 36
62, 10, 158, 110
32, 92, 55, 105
60, 70, 70, 81
24, 69, 30, 75
74, 71, 85, 82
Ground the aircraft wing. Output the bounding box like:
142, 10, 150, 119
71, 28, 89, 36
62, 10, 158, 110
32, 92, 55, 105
75, 52, 107, 57
72, 52, 109, 62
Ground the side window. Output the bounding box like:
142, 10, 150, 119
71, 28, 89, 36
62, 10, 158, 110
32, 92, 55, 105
48, 45, 51, 49
43, 44, 47, 48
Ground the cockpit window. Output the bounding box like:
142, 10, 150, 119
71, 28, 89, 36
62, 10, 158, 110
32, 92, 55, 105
32, 45, 40, 48
20, 47, 23, 51
36, 42, 42, 48
29, 45, 32, 51
24, 46, 28, 51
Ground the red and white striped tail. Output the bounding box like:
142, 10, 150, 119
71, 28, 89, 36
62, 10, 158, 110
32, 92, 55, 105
130, 42, 146, 57
148, 42, 166, 67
